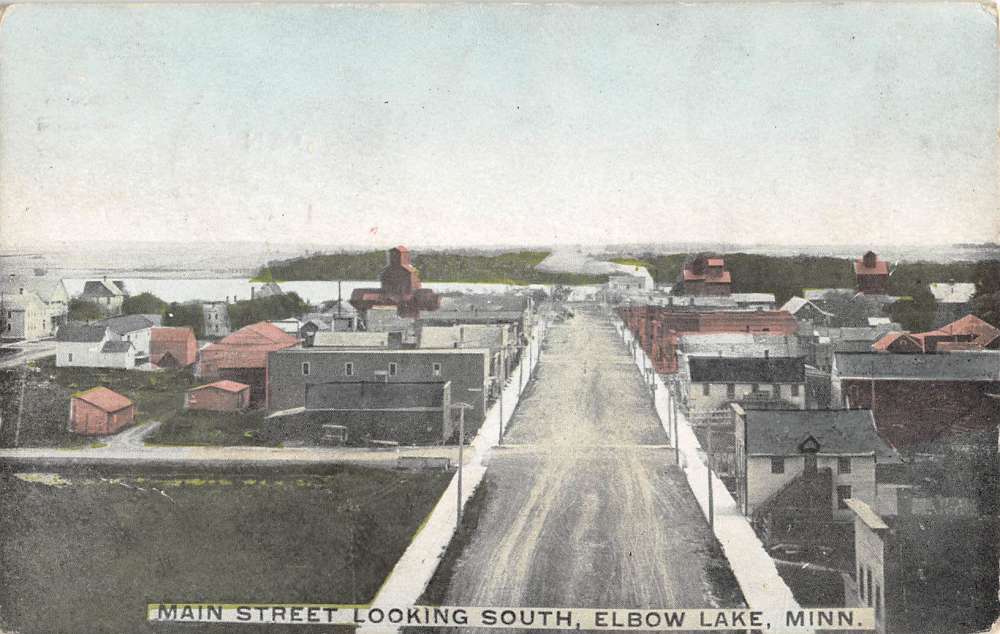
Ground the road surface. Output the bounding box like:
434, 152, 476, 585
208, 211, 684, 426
439, 305, 742, 615
0, 339, 56, 369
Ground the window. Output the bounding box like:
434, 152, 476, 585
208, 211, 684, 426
344, 362, 354, 377
726, 383, 735, 399
388, 362, 398, 377
875, 583, 881, 620
791, 384, 800, 397
770, 457, 785, 474
751, 383, 759, 392
858, 563, 864, 598
837, 485, 852, 509
68, 353, 73, 363
772, 384, 781, 397
301, 362, 310, 376
866, 568, 872, 606
432, 362, 442, 377
838, 457, 852, 474
702, 383, 710, 396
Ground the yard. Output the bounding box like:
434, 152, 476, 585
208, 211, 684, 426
0, 466, 452, 633
147, 409, 277, 447
0, 358, 197, 447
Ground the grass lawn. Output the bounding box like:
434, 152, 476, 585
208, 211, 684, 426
0, 358, 196, 447
0, 466, 452, 633
147, 409, 278, 447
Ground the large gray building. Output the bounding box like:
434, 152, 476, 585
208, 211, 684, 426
267, 347, 491, 428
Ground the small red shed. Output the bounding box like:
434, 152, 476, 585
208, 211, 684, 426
150, 326, 198, 368
70, 387, 135, 436
185, 380, 251, 412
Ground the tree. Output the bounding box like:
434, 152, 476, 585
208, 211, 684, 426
163, 302, 205, 338
67, 299, 103, 322
228, 293, 310, 331
122, 292, 167, 316
888, 286, 938, 332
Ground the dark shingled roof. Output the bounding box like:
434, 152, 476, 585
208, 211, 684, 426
56, 322, 107, 342
745, 409, 898, 461
689, 356, 805, 383
833, 352, 1000, 381
95, 314, 156, 335
100, 341, 133, 353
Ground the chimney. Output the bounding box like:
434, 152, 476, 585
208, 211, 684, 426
764, 349, 770, 359
251, 286, 255, 300
863, 251, 877, 268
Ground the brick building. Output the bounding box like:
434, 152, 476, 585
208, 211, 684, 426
185, 380, 251, 411
855, 251, 890, 295
197, 322, 299, 404
675, 255, 732, 296
350, 246, 441, 319
150, 326, 198, 368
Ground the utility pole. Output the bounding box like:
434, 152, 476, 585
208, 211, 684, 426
451, 402, 473, 527
707, 422, 714, 532
14, 366, 27, 447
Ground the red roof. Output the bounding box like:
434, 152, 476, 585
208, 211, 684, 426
190, 380, 249, 394
200, 322, 299, 369
872, 331, 924, 352
854, 258, 889, 275
151, 326, 195, 343
73, 387, 133, 413
919, 314, 1000, 348
707, 258, 725, 267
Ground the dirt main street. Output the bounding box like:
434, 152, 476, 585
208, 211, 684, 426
435, 305, 744, 618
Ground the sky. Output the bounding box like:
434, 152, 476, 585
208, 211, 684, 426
0, 3, 997, 249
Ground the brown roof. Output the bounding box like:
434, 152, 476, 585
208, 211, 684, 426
151, 326, 195, 342
924, 315, 1000, 347
73, 387, 133, 413
190, 380, 249, 394
872, 331, 925, 352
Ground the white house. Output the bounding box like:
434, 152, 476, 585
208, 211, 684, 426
96, 315, 156, 362
1, 274, 70, 336
56, 323, 137, 369
732, 407, 899, 520
681, 354, 807, 412
79, 279, 127, 315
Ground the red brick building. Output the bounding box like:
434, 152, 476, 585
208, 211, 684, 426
619, 306, 799, 373
350, 246, 441, 318
185, 380, 251, 411
69, 387, 135, 435
855, 251, 890, 295
871, 315, 1000, 354
197, 322, 299, 404
677, 255, 732, 296
150, 326, 198, 368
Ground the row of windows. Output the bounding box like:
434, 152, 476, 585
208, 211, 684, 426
857, 562, 882, 621
769, 457, 853, 475
702, 383, 800, 398
301, 362, 443, 377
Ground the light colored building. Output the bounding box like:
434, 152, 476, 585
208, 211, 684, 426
79, 279, 127, 315
56, 323, 138, 369
311, 331, 390, 349
1, 290, 49, 341
202, 301, 231, 338
682, 355, 807, 412
1, 273, 69, 336
96, 315, 155, 362
732, 407, 898, 520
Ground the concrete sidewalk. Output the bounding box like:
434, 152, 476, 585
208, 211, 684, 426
362, 320, 548, 631
615, 318, 812, 634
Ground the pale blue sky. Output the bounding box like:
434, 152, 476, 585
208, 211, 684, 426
0, 3, 996, 248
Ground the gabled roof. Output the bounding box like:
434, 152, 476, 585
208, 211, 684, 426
100, 340, 134, 353
218, 322, 299, 346
56, 322, 107, 342
73, 386, 133, 413
0, 290, 46, 310
919, 315, 1000, 348
81, 280, 125, 298
688, 356, 805, 383
744, 409, 898, 460
0, 276, 67, 303
96, 314, 156, 335
780, 296, 834, 317
833, 351, 1000, 381
872, 331, 925, 353
189, 380, 249, 394
803, 288, 856, 301
928, 282, 976, 304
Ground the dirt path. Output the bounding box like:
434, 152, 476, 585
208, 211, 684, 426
439, 305, 741, 619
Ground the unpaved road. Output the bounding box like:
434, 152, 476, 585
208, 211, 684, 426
439, 305, 742, 617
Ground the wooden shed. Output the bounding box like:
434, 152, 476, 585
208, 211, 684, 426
185, 380, 251, 412
69, 387, 135, 436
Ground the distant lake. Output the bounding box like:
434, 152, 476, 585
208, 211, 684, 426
63, 278, 529, 304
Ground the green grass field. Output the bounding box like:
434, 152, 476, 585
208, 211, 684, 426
0, 467, 452, 633
147, 409, 277, 447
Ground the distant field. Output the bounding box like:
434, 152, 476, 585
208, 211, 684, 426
0, 467, 452, 633
256, 250, 608, 286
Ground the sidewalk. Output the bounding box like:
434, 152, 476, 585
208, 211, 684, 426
362, 320, 547, 631
614, 318, 811, 634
